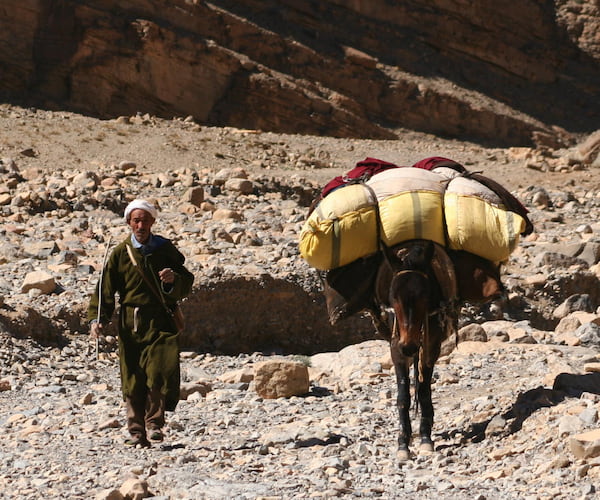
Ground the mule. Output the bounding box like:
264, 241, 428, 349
370, 240, 459, 458
368, 240, 458, 459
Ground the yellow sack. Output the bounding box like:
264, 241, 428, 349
445, 192, 526, 262
367, 168, 446, 248
299, 184, 378, 270
378, 190, 446, 247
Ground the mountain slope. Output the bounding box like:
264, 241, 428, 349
0, 0, 598, 146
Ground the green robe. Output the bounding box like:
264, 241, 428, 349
88, 235, 194, 410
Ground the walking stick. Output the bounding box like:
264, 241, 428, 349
95, 236, 112, 360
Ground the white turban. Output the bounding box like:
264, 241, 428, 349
124, 199, 158, 222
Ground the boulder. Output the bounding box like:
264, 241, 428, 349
253, 359, 310, 399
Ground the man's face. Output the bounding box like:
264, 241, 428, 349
128, 208, 155, 244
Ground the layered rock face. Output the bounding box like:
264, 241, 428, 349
0, 1, 599, 145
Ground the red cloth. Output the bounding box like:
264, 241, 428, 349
320, 156, 466, 199
411, 156, 466, 172
320, 157, 401, 198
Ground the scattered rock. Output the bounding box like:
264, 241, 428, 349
20, 271, 57, 294
0, 105, 599, 498
570, 429, 600, 459
253, 359, 310, 398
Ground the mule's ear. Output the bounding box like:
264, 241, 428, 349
422, 240, 435, 263
383, 242, 404, 267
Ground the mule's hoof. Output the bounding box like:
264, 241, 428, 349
419, 442, 434, 454
396, 448, 411, 461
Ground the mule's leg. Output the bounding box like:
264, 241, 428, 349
417, 363, 435, 452
417, 319, 443, 453
391, 341, 412, 460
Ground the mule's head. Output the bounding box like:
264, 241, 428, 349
389, 269, 431, 357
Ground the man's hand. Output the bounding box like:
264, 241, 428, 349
90, 321, 104, 339
158, 268, 175, 284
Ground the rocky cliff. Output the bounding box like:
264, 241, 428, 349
1, 0, 599, 146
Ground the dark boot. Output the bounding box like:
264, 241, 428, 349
146, 385, 166, 442
126, 392, 149, 446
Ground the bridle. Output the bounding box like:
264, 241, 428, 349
393, 268, 429, 280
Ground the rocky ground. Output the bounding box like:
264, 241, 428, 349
1, 103, 600, 499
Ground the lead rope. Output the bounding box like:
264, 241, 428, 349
95, 236, 112, 360
417, 315, 429, 384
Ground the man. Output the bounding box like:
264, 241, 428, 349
89, 199, 194, 447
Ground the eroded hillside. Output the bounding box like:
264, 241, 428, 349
0, 0, 598, 146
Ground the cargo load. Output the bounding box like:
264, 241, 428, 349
299, 157, 532, 270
